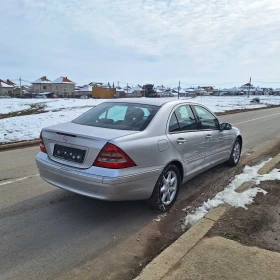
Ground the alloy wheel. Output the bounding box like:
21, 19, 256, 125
233, 142, 241, 163
160, 170, 178, 205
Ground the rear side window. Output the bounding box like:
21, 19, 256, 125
73, 102, 159, 131
169, 113, 180, 132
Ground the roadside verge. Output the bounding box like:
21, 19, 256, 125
135, 152, 280, 280
135, 206, 227, 280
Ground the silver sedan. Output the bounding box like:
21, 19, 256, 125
36, 98, 242, 211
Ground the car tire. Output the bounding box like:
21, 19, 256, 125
147, 164, 181, 212
227, 138, 241, 167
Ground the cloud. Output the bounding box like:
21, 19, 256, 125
1, 0, 280, 87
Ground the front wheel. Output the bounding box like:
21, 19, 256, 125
227, 139, 241, 167
147, 164, 181, 211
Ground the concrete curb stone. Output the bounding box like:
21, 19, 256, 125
0, 139, 40, 151
258, 153, 280, 175
135, 206, 227, 280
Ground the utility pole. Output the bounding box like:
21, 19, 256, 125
127, 83, 128, 96
247, 77, 251, 98
178, 81, 180, 99
20, 77, 22, 96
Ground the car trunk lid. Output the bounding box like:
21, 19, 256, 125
42, 122, 138, 169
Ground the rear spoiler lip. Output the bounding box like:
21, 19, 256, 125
56, 132, 77, 138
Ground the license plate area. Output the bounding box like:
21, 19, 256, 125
53, 144, 86, 164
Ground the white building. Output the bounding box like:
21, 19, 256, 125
52, 76, 75, 97
0, 80, 13, 95
32, 76, 52, 93
127, 85, 143, 96
75, 85, 92, 96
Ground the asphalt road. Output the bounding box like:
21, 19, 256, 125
0, 107, 280, 280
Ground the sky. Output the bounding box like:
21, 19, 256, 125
1, 0, 280, 88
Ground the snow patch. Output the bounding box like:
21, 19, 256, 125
182, 159, 280, 230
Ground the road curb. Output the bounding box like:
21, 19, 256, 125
0, 139, 40, 151
135, 206, 227, 280
258, 153, 280, 175
235, 181, 256, 193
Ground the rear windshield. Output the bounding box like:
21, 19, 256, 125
72, 102, 160, 131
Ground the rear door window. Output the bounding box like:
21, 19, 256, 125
73, 102, 159, 131
168, 105, 197, 133
174, 105, 197, 131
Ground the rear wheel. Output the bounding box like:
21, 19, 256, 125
227, 139, 241, 167
147, 164, 181, 211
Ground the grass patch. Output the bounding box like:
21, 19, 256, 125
227, 232, 243, 241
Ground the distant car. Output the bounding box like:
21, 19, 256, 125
80, 95, 89, 99
36, 99, 242, 211
162, 93, 175, 97
34, 95, 47, 99
0, 95, 11, 98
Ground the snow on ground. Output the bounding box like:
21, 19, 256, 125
182, 159, 280, 230
0, 98, 104, 114
0, 96, 280, 143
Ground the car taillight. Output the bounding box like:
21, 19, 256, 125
40, 131, 47, 153
93, 143, 136, 169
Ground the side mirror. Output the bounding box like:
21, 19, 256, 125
220, 122, 232, 131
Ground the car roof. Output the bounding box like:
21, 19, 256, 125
102, 98, 200, 107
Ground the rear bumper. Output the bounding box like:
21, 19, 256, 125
36, 154, 162, 201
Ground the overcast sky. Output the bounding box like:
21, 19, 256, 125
1, 0, 280, 88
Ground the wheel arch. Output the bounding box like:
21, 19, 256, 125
167, 160, 184, 183
236, 135, 243, 150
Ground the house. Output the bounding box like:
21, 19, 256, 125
13, 85, 32, 95
127, 85, 143, 97
52, 76, 75, 97
75, 84, 92, 97
183, 88, 197, 97
193, 87, 207, 95
0, 79, 13, 95
6, 79, 17, 86
115, 87, 126, 98
32, 76, 52, 93
201, 86, 214, 92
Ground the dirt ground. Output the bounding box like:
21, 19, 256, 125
208, 179, 280, 252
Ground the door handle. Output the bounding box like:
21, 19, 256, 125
177, 138, 186, 144
205, 134, 212, 140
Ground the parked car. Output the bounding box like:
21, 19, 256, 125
36, 99, 242, 211
0, 95, 11, 98
34, 95, 47, 99
80, 95, 89, 99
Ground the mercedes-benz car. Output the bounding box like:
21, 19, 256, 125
36, 98, 242, 211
